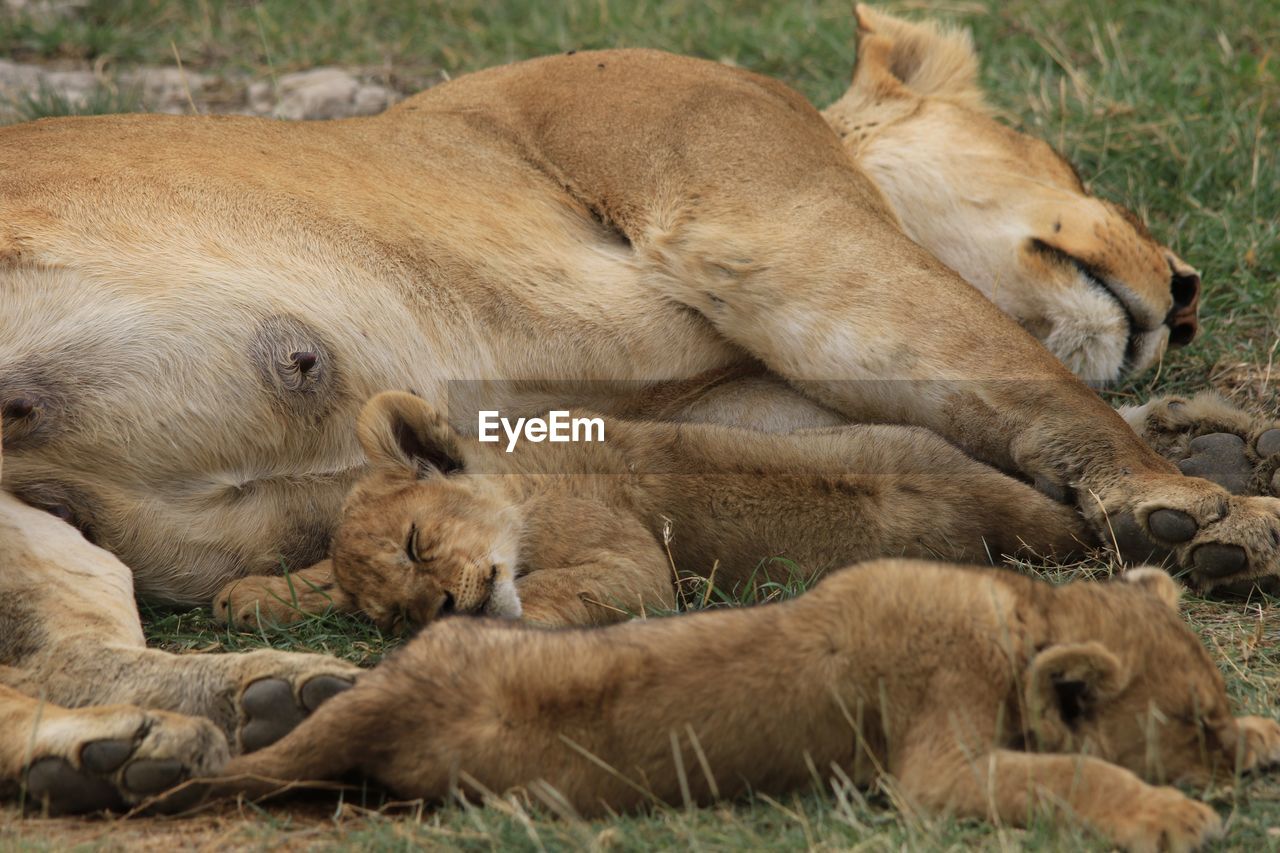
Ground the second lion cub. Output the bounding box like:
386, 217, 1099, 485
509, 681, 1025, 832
221, 391, 1088, 631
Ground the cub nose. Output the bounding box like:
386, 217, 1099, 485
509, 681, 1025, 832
1166, 268, 1200, 347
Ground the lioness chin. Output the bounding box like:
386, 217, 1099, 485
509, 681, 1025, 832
215, 561, 1280, 852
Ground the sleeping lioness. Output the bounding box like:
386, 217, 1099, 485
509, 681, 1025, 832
216, 562, 1280, 852
5, 4, 1280, 614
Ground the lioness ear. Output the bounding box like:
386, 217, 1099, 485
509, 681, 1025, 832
1121, 567, 1183, 612
1024, 642, 1129, 749
847, 4, 987, 111
357, 391, 466, 478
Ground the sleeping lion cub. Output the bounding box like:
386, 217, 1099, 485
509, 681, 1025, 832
216, 561, 1280, 851
218, 390, 1089, 630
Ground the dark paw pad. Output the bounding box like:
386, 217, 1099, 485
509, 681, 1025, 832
1258, 429, 1280, 458
122, 759, 184, 795
1147, 508, 1199, 543
23, 758, 124, 816
240, 678, 307, 753
1110, 514, 1175, 565
1177, 433, 1253, 494
80, 739, 134, 774
300, 675, 353, 712
1193, 543, 1248, 579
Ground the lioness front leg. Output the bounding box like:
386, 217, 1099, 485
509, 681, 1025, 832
0, 681, 227, 815
636, 168, 1280, 591
897, 747, 1222, 852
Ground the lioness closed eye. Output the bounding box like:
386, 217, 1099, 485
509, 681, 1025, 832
214, 562, 1280, 852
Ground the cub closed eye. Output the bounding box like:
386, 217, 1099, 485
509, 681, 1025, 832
405, 523, 418, 562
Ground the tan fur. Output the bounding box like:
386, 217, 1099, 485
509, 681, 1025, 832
0, 424, 358, 810
825, 6, 1201, 383
219, 562, 1280, 851
0, 7, 1247, 611
225, 392, 1087, 630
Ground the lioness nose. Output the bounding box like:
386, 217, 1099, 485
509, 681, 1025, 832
1166, 269, 1200, 347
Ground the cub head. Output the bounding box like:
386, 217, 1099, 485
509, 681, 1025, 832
1023, 568, 1280, 784
330, 391, 522, 633
824, 6, 1201, 384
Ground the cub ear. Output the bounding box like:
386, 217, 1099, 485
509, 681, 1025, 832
847, 4, 987, 111
357, 391, 466, 478
1121, 567, 1183, 612
1023, 642, 1129, 749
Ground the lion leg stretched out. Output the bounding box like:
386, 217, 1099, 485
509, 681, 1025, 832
214, 563, 1280, 851
0, 426, 356, 814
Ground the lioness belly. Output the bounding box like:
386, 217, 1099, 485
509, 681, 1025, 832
0, 108, 740, 601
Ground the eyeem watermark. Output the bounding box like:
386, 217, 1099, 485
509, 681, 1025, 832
478, 410, 605, 452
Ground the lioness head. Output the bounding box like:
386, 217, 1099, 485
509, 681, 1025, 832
331, 391, 521, 633
824, 6, 1201, 384
1024, 568, 1280, 783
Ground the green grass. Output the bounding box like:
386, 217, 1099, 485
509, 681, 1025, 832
6, 82, 142, 120
3, 0, 1279, 849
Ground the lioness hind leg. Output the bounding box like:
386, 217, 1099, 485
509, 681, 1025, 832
0, 683, 228, 815
1123, 393, 1280, 497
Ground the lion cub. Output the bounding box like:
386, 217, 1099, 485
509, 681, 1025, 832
296, 391, 1088, 631
217, 561, 1279, 850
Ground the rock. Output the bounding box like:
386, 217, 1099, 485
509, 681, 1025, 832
119, 67, 208, 115
263, 68, 398, 120
0, 59, 398, 122
0, 60, 46, 97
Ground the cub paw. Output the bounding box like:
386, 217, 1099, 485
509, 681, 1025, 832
22, 707, 228, 815
1101, 786, 1222, 853
1098, 475, 1280, 594
1236, 716, 1280, 772
230, 651, 359, 753
1123, 393, 1280, 496
214, 563, 352, 630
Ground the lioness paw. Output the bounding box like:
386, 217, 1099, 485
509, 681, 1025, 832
22, 707, 227, 815
1101, 786, 1222, 853
1099, 473, 1280, 594
227, 651, 358, 753
1123, 393, 1280, 496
